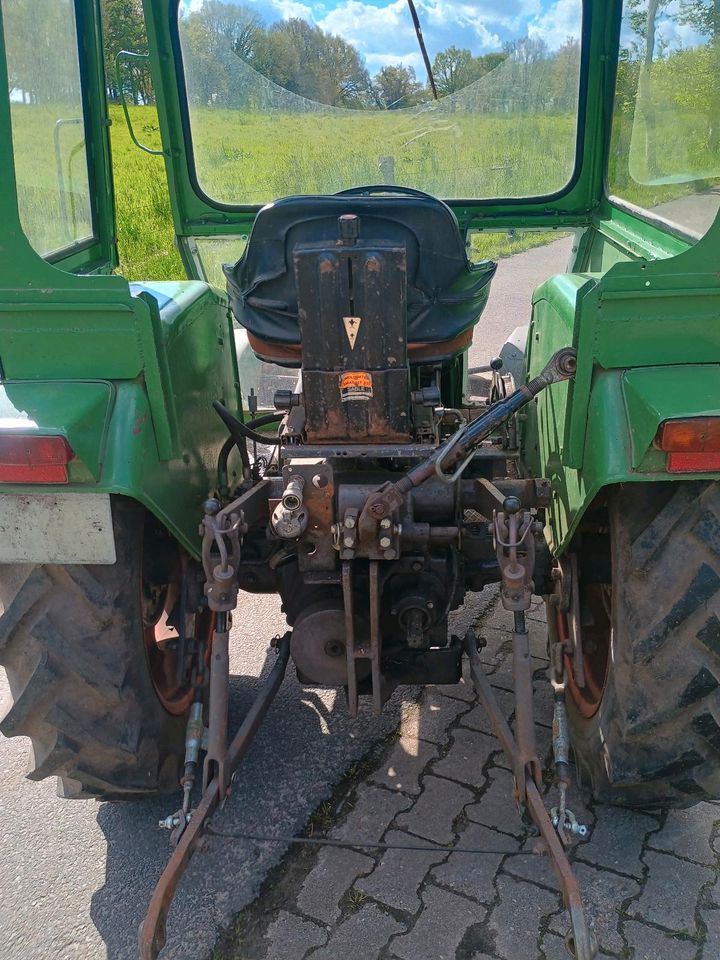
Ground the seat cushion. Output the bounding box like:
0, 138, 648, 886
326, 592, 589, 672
224, 193, 496, 348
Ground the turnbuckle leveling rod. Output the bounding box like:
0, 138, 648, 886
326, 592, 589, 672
138, 634, 291, 960
464, 634, 596, 960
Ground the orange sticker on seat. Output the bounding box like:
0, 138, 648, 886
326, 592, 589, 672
340, 371, 373, 401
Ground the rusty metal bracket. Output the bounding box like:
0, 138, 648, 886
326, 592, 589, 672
358, 347, 576, 533
139, 633, 291, 960
342, 560, 383, 716
464, 635, 596, 960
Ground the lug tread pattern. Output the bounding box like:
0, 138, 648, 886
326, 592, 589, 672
571, 480, 720, 808
0, 498, 185, 801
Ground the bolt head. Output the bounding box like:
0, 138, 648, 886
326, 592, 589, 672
343, 536, 354, 547
345, 516, 356, 529
380, 518, 392, 529
379, 536, 391, 548
384, 548, 396, 560
426, 600, 434, 609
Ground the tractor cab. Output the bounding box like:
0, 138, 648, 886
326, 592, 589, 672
2, 3, 720, 958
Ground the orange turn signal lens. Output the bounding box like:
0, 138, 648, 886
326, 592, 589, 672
656, 418, 720, 454
0, 434, 73, 483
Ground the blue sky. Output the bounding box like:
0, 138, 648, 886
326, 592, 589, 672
183, 0, 583, 73
182, 0, 712, 76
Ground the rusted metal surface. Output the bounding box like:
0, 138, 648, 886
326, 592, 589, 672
203, 614, 229, 795
342, 561, 359, 716
464, 635, 596, 960
368, 560, 383, 715
139, 633, 291, 960
511, 615, 542, 799
294, 239, 410, 444
358, 347, 577, 529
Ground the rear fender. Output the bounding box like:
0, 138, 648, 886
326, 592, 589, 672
530, 365, 720, 554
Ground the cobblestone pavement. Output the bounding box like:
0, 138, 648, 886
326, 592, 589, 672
214, 597, 720, 960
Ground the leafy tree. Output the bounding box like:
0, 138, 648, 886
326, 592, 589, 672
372, 64, 423, 109
101, 0, 153, 103
432, 47, 507, 97
190, 0, 263, 60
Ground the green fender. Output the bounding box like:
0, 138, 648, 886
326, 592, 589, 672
0, 280, 242, 558
523, 269, 720, 555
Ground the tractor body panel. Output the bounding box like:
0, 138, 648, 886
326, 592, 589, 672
0, 275, 241, 557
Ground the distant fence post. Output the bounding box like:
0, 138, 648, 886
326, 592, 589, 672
378, 155, 395, 184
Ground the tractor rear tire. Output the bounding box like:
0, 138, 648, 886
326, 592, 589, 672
0, 496, 198, 800
564, 480, 720, 808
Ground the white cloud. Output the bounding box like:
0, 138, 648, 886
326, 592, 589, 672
527, 0, 582, 51
271, 0, 316, 19
364, 50, 425, 73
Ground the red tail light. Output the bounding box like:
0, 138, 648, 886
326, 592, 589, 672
656, 418, 720, 474
0, 434, 74, 483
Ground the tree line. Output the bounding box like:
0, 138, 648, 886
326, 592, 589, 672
103, 0, 581, 112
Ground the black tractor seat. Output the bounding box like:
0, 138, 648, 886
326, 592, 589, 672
224, 190, 497, 365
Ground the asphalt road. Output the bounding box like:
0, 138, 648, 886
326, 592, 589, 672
0, 238, 573, 960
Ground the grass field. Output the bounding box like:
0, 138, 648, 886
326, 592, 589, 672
11, 102, 577, 281
107, 105, 571, 281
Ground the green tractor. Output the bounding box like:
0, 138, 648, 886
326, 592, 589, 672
1, 0, 720, 956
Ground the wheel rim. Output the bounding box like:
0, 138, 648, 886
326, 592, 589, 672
560, 581, 612, 719
142, 578, 197, 716
140, 518, 209, 716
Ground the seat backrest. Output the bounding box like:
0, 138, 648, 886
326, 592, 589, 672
224, 192, 496, 347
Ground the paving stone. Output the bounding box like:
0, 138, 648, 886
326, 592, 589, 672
710, 876, 720, 908
330, 783, 412, 842
476, 625, 513, 661
437, 660, 478, 702
466, 767, 525, 838
307, 903, 405, 960
578, 806, 658, 878
630, 849, 713, 933
502, 838, 562, 891
546, 862, 640, 954
460, 688, 515, 734
430, 822, 520, 904
355, 830, 448, 914
541, 933, 575, 960
392, 883, 486, 960
649, 803, 720, 866
701, 904, 720, 958
531, 674, 554, 728
526, 600, 548, 625
541, 933, 615, 960
431, 727, 496, 787
487, 654, 549, 693
296, 846, 374, 924
263, 911, 327, 960
400, 688, 471, 744
369, 735, 440, 796
488, 875, 560, 959
396, 774, 474, 844
623, 919, 698, 960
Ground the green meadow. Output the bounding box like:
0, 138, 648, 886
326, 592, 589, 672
10, 102, 573, 281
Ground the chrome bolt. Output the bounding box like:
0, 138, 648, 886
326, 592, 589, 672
380, 518, 392, 529
379, 536, 391, 549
